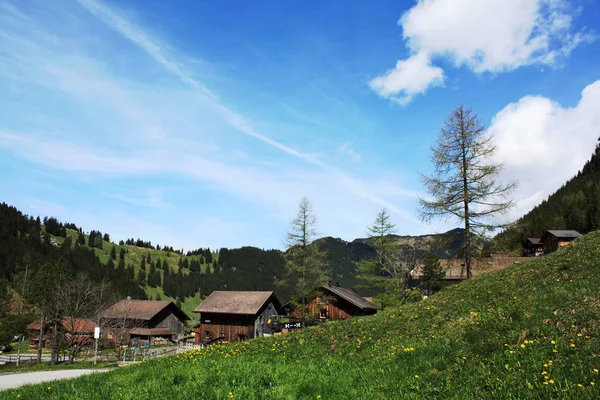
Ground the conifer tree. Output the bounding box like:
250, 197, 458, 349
420, 105, 516, 278
277, 197, 329, 317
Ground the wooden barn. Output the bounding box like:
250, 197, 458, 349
524, 238, 543, 257
541, 230, 582, 254
289, 285, 378, 321
193, 291, 282, 344
103, 298, 190, 346
27, 317, 96, 349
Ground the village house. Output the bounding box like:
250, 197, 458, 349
102, 298, 190, 346
27, 317, 96, 349
541, 230, 582, 254
288, 285, 378, 321
524, 238, 544, 257
193, 291, 282, 344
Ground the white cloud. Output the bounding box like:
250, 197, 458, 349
369, 52, 444, 105
490, 80, 600, 221
372, 0, 594, 103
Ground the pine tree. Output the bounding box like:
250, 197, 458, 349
277, 197, 329, 317
419, 252, 445, 296
110, 246, 117, 260
357, 209, 409, 299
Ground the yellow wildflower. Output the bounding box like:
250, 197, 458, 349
551, 340, 556, 344
549, 380, 554, 384
415, 375, 419, 379
570, 344, 576, 348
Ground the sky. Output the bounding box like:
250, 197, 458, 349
1, 0, 599, 251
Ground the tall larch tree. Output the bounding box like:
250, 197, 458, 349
419, 105, 516, 278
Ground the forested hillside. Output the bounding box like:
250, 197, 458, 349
495, 142, 600, 253
0, 202, 467, 318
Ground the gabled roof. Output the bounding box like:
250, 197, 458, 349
60, 318, 96, 334
545, 230, 582, 239
194, 291, 280, 315
27, 318, 96, 333
103, 299, 190, 321
320, 286, 378, 311
526, 238, 541, 245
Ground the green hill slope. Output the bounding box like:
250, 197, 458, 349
6, 231, 600, 399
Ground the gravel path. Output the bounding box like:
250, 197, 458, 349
0, 369, 111, 391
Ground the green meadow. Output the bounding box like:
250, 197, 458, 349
4, 232, 600, 399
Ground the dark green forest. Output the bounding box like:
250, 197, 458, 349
494, 141, 600, 253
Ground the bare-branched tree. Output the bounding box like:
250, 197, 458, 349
419, 105, 516, 278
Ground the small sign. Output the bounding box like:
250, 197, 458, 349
284, 322, 301, 329
94, 327, 100, 339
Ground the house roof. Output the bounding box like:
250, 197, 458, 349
60, 318, 96, 334
129, 327, 173, 336
103, 299, 190, 321
194, 291, 280, 315
27, 318, 96, 333
526, 238, 541, 245
320, 286, 379, 311
545, 230, 582, 239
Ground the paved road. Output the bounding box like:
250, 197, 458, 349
0, 369, 111, 391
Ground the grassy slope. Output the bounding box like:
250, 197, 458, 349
52, 229, 215, 320
5, 232, 600, 399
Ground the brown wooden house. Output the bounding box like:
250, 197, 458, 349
193, 291, 282, 344
27, 317, 96, 349
102, 298, 190, 346
289, 286, 378, 321
541, 230, 582, 254
524, 238, 543, 257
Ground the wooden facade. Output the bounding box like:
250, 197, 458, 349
524, 238, 543, 257
193, 291, 282, 344
541, 230, 582, 254
289, 286, 378, 322
103, 299, 190, 346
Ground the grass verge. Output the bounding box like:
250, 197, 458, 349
3, 231, 600, 399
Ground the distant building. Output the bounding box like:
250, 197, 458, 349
103, 298, 190, 346
193, 291, 282, 344
288, 285, 378, 322
524, 238, 543, 257
541, 230, 582, 254
27, 317, 96, 349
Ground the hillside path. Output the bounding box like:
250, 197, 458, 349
0, 369, 111, 391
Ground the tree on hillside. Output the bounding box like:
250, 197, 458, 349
419, 105, 516, 278
27, 257, 71, 364
119, 248, 125, 259
419, 252, 445, 296
110, 246, 116, 260
277, 197, 329, 317
357, 209, 411, 301
77, 232, 86, 245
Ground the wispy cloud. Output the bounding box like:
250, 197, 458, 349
0, 0, 430, 248
75, 0, 418, 219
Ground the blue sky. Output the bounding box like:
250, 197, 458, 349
1, 0, 599, 250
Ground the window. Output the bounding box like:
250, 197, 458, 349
320, 308, 327, 319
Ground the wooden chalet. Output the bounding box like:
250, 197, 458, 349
541, 230, 582, 254
103, 298, 190, 346
193, 291, 282, 344
289, 285, 378, 321
524, 238, 543, 257
27, 317, 96, 349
